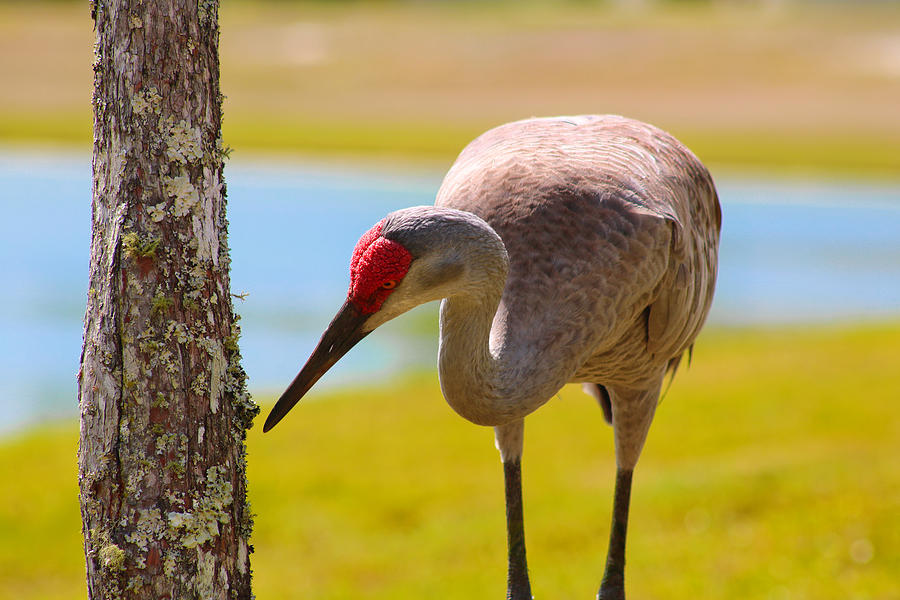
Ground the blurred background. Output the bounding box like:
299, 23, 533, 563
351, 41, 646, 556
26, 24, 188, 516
1, 0, 898, 599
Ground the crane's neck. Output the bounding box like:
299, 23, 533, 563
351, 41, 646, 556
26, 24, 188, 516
379, 205, 563, 427
437, 269, 559, 427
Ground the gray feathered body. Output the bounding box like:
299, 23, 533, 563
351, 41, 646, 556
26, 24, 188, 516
435, 115, 720, 401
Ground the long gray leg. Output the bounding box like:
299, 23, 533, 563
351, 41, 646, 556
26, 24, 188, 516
504, 458, 532, 600
597, 381, 661, 600
597, 467, 633, 600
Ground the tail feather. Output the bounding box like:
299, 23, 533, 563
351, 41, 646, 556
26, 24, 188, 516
660, 343, 693, 400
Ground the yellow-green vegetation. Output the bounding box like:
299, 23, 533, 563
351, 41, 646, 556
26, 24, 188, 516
3, 1, 900, 177
2, 322, 899, 598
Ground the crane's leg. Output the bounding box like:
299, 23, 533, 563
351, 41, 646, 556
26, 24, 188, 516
597, 383, 661, 600
504, 458, 532, 600
496, 420, 532, 600
597, 467, 633, 600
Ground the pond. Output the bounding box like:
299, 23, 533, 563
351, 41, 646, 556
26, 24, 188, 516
2, 150, 899, 433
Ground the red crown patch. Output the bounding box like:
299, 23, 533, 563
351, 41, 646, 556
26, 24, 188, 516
348, 220, 413, 314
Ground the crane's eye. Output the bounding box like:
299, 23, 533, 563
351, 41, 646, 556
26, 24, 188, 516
381, 280, 397, 289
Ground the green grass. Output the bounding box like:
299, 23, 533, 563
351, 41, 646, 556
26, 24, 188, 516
671, 130, 900, 181
0, 424, 82, 600
4, 111, 899, 179
222, 119, 900, 178
2, 322, 900, 598
0, 111, 91, 148
220, 116, 488, 163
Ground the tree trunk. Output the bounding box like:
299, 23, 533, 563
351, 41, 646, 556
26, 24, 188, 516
78, 1, 258, 597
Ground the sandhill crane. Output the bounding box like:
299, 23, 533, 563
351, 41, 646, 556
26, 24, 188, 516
263, 115, 721, 599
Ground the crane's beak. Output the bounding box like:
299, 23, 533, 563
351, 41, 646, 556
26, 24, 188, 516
263, 300, 371, 432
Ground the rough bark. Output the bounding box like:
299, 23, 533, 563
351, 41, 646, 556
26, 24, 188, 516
78, 1, 258, 597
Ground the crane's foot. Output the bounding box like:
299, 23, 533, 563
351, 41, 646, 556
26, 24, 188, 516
596, 468, 633, 600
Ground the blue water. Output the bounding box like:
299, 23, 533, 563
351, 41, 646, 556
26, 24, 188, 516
2, 149, 899, 433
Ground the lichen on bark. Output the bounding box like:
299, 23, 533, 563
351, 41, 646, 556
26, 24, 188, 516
79, 1, 258, 598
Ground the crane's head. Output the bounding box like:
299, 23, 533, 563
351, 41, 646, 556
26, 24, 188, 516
263, 206, 495, 433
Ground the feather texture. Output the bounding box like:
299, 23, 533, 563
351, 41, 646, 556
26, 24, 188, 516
436, 115, 720, 402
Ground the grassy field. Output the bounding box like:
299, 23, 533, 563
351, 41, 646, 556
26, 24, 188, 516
2, 322, 899, 599
2, 1, 900, 176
